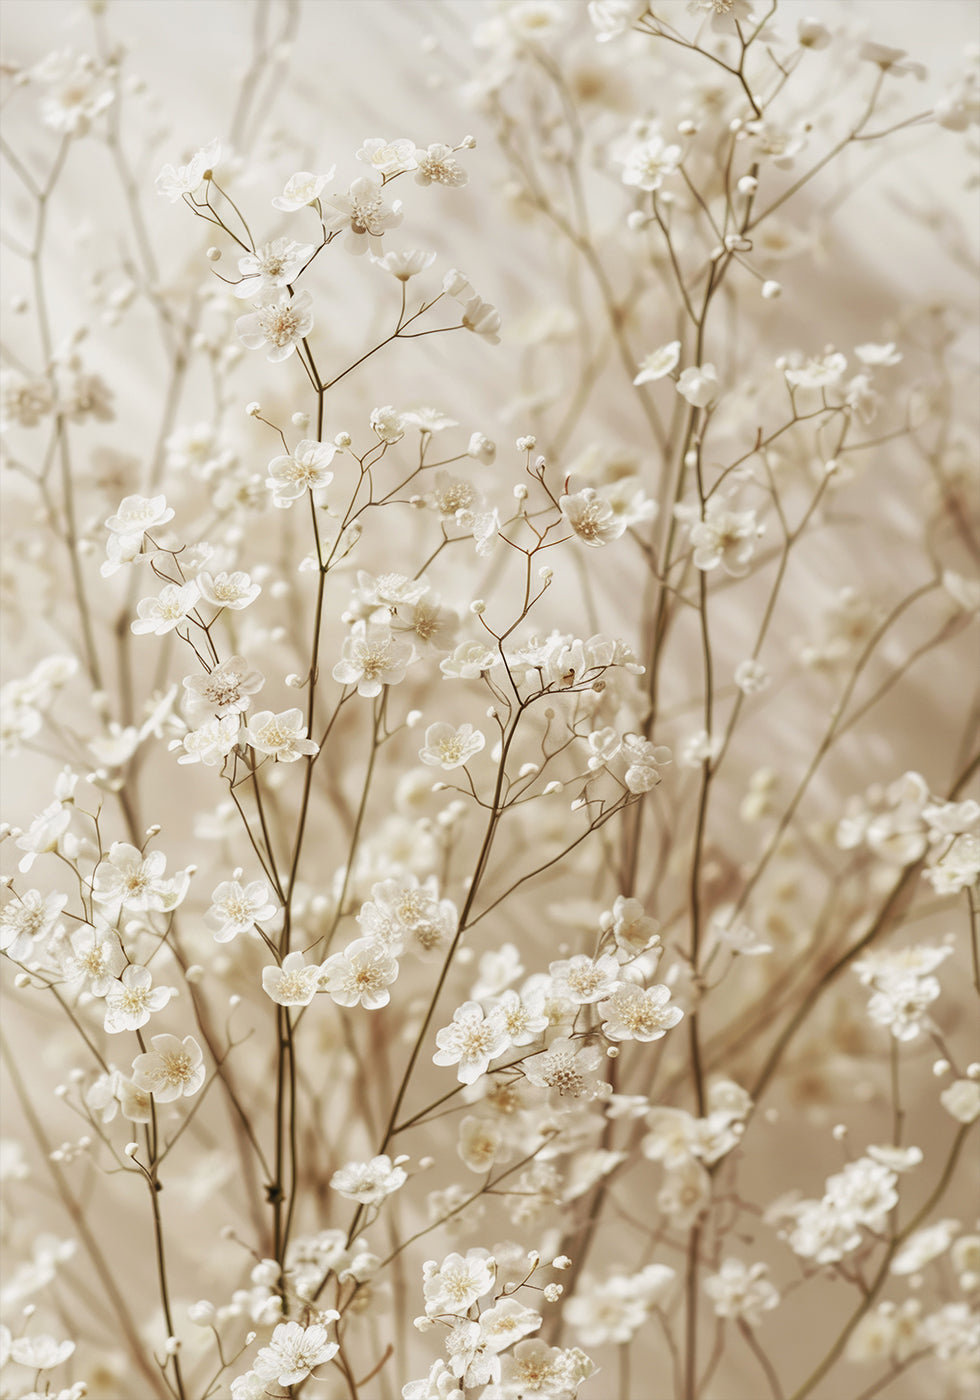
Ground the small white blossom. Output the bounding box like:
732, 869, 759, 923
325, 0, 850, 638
266, 439, 336, 506
419, 722, 486, 769
236, 290, 314, 361
233, 238, 313, 299
132, 1034, 205, 1102
262, 951, 321, 1007
243, 709, 318, 762
104, 965, 173, 1034
271, 169, 335, 212
131, 581, 200, 636
330, 1155, 407, 1206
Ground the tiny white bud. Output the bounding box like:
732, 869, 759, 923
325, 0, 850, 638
245, 401, 261, 417
967, 1063, 980, 1079
406, 710, 423, 728
762, 280, 782, 299
832, 1123, 848, 1141
543, 781, 563, 795
185, 964, 204, 983
124, 1142, 140, 1158
188, 1301, 216, 1326
165, 1336, 180, 1356
626, 210, 648, 231
14, 973, 31, 988
538, 566, 553, 582
229, 994, 241, 1008
737, 175, 758, 195
291, 411, 310, 428
285, 673, 303, 688
606, 1044, 620, 1058
470, 599, 486, 615
513, 483, 528, 500
543, 1283, 563, 1302
933, 1059, 951, 1077
334, 431, 352, 448
206, 246, 221, 261
677, 119, 697, 135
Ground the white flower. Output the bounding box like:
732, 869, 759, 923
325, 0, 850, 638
560, 487, 628, 547
548, 953, 621, 1005
236, 290, 314, 362
131, 581, 200, 636
266, 439, 336, 506
676, 363, 720, 407
440, 640, 500, 679
598, 982, 683, 1041
467, 432, 496, 464
253, 1319, 339, 1386
423, 1249, 496, 1317
92, 843, 189, 913
372, 248, 436, 281
330, 1155, 407, 1206
1, 889, 68, 962
156, 138, 221, 201
174, 714, 241, 766
414, 143, 468, 187
433, 1002, 510, 1084
419, 721, 485, 769
105, 493, 174, 539
233, 238, 313, 299
622, 134, 682, 191
858, 41, 927, 79
704, 1259, 780, 1327
688, 498, 763, 577
622, 734, 671, 793
687, 0, 755, 34
15, 800, 71, 873
8, 1333, 75, 1369
183, 656, 265, 722
604, 895, 661, 958
262, 951, 320, 1007
63, 920, 125, 994
206, 879, 277, 942
460, 295, 502, 343
197, 570, 261, 610
332, 621, 415, 697
523, 1036, 606, 1101
734, 658, 770, 694
132, 1034, 205, 1102
243, 709, 318, 762
940, 1079, 980, 1124
271, 169, 335, 212
357, 136, 418, 175
891, 1220, 959, 1276
784, 351, 848, 389
103, 965, 173, 1034
319, 939, 399, 1009
371, 405, 406, 443
866, 972, 941, 1041
323, 173, 403, 254
403, 406, 459, 433
634, 340, 681, 384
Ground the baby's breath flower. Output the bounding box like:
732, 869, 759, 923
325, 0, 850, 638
236, 290, 314, 362
131, 1034, 205, 1102
262, 951, 320, 1007
243, 709, 318, 762
418, 721, 485, 770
